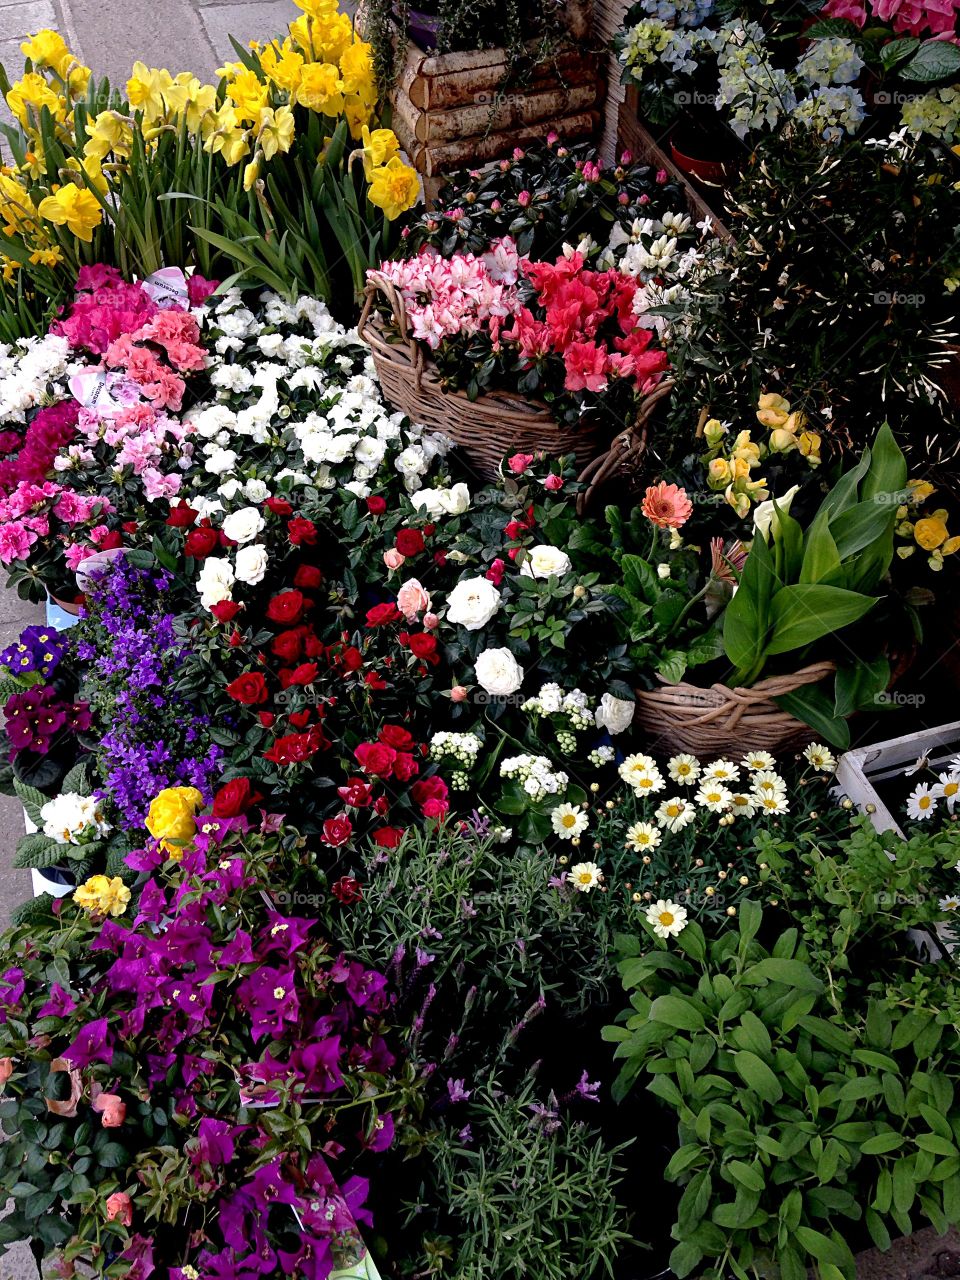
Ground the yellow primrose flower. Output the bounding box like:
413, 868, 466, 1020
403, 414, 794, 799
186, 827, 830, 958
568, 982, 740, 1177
256, 105, 295, 160
360, 125, 400, 178
914, 515, 949, 551
225, 68, 269, 125
74, 875, 131, 918
756, 392, 791, 428
145, 786, 204, 858
907, 478, 936, 503
37, 183, 102, 241
6, 73, 64, 128
367, 155, 421, 221
126, 62, 173, 120
296, 61, 344, 114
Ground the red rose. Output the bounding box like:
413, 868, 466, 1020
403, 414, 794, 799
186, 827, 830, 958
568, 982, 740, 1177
331, 875, 363, 903
166, 505, 198, 528
228, 629, 244, 648
288, 517, 317, 546
354, 742, 397, 777
433, 551, 447, 568
212, 777, 261, 818
365, 671, 388, 691
374, 795, 389, 816
289, 710, 312, 729
338, 779, 373, 807
97, 530, 123, 551
366, 495, 387, 515
294, 564, 323, 590
263, 727, 328, 765
271, 629, 303, 662
226, 672, 269, 705
339, 645, 363, 671
304, 634, 325, 659
485, 558, 506, 586
379, 725, 414, 750
371, 826, 404, 849
211, 600, 241, 623
288, 662, 318, 686
366, 603, 401, 628
122, 521, 139, 534
395, 528, 424, 557
185, 527, 219, 559
267, 590, 305, 625
258, 711, 275, 728
422, 797, 448, 819
412, 776, 449, 807
503, 520, 524, 541
408, 633, 437, 662
393, 751, 419, 782
423, 522, 436, 537
266, 497, 293, 516
322, 815, 353, 847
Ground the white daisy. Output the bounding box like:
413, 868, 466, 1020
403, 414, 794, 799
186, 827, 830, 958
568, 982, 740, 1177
751, 770, 787, 799
667, 753, 701, 786
940, 895, 960, 912
906, 783, 938, 822
625, 821, 662, 852
934, 771, 960, 813
702, 759, 740, 785
567, 862, 604, 893
741, 751, 775, 773
655, 796, 696, 833
646, 898, 688, 938
803, 743, 836, 773
729, 792, 757, 818
619, 755, 664, 794
757, 792, 789, 816
695, 783, 733, 813
551, 803, 589, 840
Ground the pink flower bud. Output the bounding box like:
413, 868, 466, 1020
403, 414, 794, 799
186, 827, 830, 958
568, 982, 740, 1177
106, 1192, 133, 1226
517, 190, 532, 208
0, 1058, 12, 1084
423, 612, 440, 630
621, 149, 633, 164
451, 685, 469, 702
383, 549, 406, 571
543, 474, 564, 491
655, 168, 668, 184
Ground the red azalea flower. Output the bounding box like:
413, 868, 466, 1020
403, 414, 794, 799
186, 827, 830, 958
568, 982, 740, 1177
226, 672, 269, 706
354, 742, 397, 777
331, 875, 363, 903
212, 777, 262, 817
122, 521, 139, 534
185, 526, 219, 558
294, 564, 323, 589
379, 725, 415, 750
166, 505, 198, 528
371, 826, 404, 849
97, 530, 123, 550
395, 528, 424, 557
265, 497, 293, 516
322, 815, 353, 847
267, 590, 305, 625
338, 779, 373, 807
366, 602, 401, 627
211, 600, 241, 623
288, 517, 317, 546
366, 495, 387, 515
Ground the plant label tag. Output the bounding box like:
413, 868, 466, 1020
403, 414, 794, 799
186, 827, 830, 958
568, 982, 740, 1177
69, 371, 124, 412
142, 267, 190, 309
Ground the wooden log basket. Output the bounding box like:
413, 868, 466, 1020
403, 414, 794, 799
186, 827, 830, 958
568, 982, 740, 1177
357, 270, 674, 512
632, 661, 837, 758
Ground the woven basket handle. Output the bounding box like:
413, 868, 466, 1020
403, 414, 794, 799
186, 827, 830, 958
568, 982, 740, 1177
357, 270, 426, 392
575, 378, 676, 515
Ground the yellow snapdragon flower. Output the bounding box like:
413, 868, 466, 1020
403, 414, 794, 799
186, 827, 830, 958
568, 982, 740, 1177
37, 182, 102, 241
367, 156, 420, 221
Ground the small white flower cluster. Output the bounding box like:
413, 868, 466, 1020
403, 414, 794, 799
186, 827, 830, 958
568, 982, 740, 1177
0, 332, 72, 422
430, 732, 482, 766
40, 791, 112, 845
605, 213, 717, 340
522, 683, 594, 749
501, 753, 569, 803
589, 744, 616, 768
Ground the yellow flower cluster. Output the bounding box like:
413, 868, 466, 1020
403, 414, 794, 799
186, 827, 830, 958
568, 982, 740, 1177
896, 479, 960, 571
73, 875, 131, 918
145, 785, 204, 859
700, 392, 822, 518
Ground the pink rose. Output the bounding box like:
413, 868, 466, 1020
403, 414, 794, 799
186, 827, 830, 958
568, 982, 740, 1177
450, 685, 469, 703
508, 453, 535, 474
423, 612, 440, 630
397, 578, 431, 620
543, 474, 564, 492
105, 1192, 133, 1226
93, 1091, 127, 1127
383, 549, 406, 571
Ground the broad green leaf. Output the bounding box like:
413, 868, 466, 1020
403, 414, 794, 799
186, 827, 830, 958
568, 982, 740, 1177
734, 1050, 783, 1103
741, 958, 825, 992
793, 1226, 854, 1269
800, 509, 841, 585
723, 530, 777, 681
776, 684, 851, 750
649, 994, 706, 1032
765, 584, 877, 656
900, 38, 960, 80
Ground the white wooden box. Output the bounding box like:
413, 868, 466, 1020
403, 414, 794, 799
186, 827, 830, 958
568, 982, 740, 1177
835, 720, 960, 837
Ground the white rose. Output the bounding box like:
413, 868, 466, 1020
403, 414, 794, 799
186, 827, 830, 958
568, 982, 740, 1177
411, 488, 446, 519
204, 447, 238, 476
595, 693, 635, 736
218, 478, 242, 501
520, 544, 572, 579
446, 577, 501, 631
244, 479, 269, 502
222, 506, 265, 545
753, 485, 800, 541
475, 647, 524, 697
197, 557, 235, 610
437, 483, 471, 515
234, 544, 269, 585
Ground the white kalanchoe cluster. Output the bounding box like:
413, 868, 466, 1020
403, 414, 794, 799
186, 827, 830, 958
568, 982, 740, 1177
522, 684, 594, 753
429, 731, 482, 791
40, 792, 112, 845
501, 754, 569, 803
589, 744, 616, 768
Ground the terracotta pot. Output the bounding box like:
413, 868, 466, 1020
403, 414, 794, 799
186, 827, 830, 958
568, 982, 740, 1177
50, 594, 83, 616
670, 138, 730, 187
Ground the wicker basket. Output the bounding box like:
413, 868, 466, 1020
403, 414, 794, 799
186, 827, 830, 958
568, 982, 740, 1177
357, 271, 673, 509
633, 661, 837, 758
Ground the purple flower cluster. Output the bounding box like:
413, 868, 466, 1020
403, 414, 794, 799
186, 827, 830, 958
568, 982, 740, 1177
0, 623, 68, 678
79, 555, 223, 822
3, 685, 91, 755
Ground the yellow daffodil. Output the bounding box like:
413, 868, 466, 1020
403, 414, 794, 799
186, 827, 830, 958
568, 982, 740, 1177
343, 93, 373, 138
29, 246, 62, 267
367, 155, 420, 221
260, 42, 304, 94
360, 125, 400, 178
338, 38, 374, 95
6, 73, 64, 128
296, 61, 344, 114
74, 874, 131, 917
37, 182, 102, 241
21, 29, 69, 70
127, 62, 175, 120
243, 153, 262, 191
0, 173, 38, 236
225, 68, 270, 125
256, 105, 295, 160
1, 257, 19, 283
181, 82, 219, 135
84, 111, 133, 163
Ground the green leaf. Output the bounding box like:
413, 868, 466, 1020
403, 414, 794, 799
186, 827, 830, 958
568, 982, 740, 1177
723, 530, 777, 681
765, 584, 877, 656
879, 35, 920, 68
742, 958, 825, 992
800, 509, 842, 585
861, 1131, 906, 1155
621, 554, 659, 605
900, 38, 960, 81
649, 994, 705, 1032
776, 683, 851, 750
793, 1226, 854, 1268
669, 1241, 704, 1279
734, 1050, 783, 1103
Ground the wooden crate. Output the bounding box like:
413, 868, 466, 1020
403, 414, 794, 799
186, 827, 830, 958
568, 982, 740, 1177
593, 0, 632, 165
835, 720, 960, 838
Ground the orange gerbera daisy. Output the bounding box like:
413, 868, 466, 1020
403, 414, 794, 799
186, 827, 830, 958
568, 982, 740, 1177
641, 482, 692, 529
